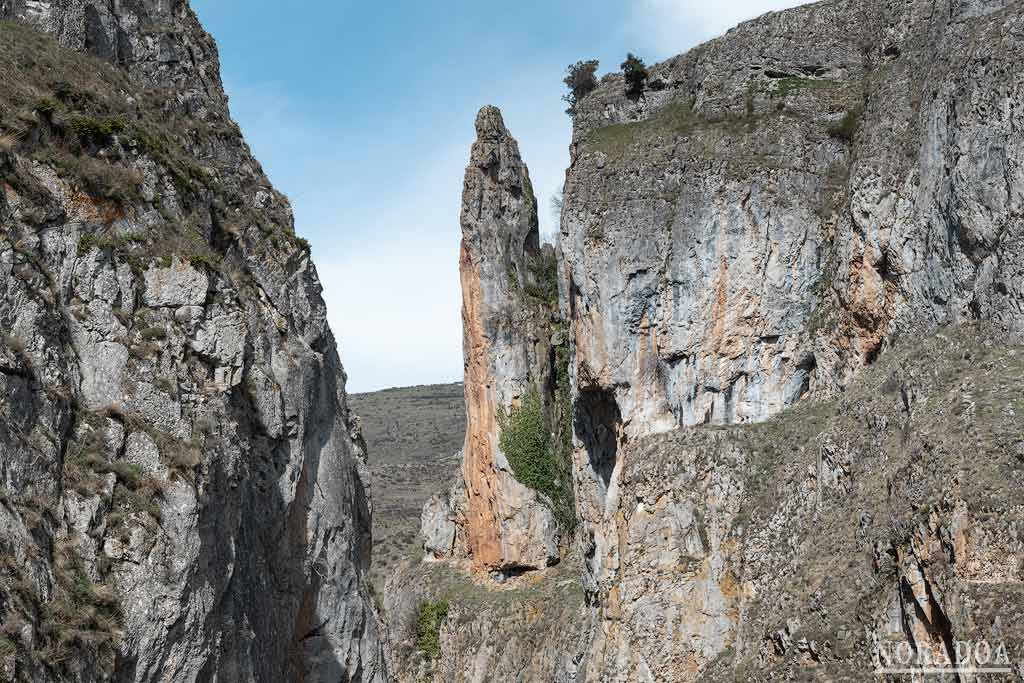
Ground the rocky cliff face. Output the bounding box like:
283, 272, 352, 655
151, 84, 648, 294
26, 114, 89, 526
423, 107, 572, 575
564, 0, 1022, 442
398, 0, 1024, 680
580, 323, 1024, 681
562, 1, 1023, 674
0, 3, 383, 681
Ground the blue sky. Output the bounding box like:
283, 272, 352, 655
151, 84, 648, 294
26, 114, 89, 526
191, 0, 808, 392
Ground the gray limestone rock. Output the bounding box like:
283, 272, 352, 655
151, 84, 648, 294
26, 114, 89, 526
429, 106, 570, 573
0, 2, 385, 681
561, 5, 1024, 676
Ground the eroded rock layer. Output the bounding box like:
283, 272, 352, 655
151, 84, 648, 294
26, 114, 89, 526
0, 3, 383, 681
579, 324, 1024, 682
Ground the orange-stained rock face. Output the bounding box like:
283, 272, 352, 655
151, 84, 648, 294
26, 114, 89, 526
459, 242, 503, 568
556, 1, 1024, 679
424, 106, 562, 573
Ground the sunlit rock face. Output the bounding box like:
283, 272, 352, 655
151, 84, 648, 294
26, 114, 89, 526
451, 106, 561, 573
563, 0, 1023, 439
557, 0, 1024, 679
0, 2, 385, 680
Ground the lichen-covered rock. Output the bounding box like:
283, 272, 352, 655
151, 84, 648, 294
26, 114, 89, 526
143, 257, 209, 307
0, 4, 384, 681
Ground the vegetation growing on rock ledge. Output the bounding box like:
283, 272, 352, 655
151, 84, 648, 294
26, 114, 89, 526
415, 598, 449, 660
772, 76, 838, 98
523, 247, 559, 306
498, 384, 575, 531
827, 106, 863, 142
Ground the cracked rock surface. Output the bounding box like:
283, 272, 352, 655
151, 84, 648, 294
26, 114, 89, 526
0, 2, 384, 681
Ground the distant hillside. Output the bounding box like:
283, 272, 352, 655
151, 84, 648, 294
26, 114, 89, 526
350, 383, 465, 587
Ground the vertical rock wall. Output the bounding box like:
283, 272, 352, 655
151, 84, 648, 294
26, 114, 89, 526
561, 0, 1023, 628
424, 106, 570, 574
541, 0, 1024, 679
0, 2, 385, 680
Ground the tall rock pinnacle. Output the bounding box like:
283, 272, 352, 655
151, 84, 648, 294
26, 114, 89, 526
421, 106, 574, 574
459, 105, 561, 572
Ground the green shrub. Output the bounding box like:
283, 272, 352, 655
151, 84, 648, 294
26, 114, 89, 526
499, 391, 550, 488
76, 233, 102, 257
415, 599, 449, 659
621, 53, 648, 99
551, 342, 577, 532
105, 461, 143, 489
68, 115, 125, 146
562, 59, 599, 114
523, 250, 558, 306
34, 97, 58, 115
140, 326, 166, 341
827, 107, 862, 143
498, 388, 575, 530
52, 81, 75, 101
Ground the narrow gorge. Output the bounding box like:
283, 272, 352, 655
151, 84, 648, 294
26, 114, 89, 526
1, 0, 1023, 682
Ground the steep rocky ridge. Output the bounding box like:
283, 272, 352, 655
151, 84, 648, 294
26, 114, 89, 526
562, 2, 1023, 674
386, 325, 1024, 682
0, 3, 383, 681
581, 322, 1024, 681
390, 0, 1024, 680
423, 107, 573, 575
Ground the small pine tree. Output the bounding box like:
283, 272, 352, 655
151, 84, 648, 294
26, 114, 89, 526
562, 59, 600, 114
621, 53, 648, 100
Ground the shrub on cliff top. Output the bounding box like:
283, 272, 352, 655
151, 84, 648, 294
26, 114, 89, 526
621, 53, 648, 99
562, 59, 599, 114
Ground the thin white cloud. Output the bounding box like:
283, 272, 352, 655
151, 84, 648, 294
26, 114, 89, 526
638, 0, 813, 55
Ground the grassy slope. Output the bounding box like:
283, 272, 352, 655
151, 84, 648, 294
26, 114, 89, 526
350, 383, 465, 588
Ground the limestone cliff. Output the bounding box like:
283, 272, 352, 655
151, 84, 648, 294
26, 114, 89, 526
564, 0, 1023, 442
558, 0, 1024, 679
580, 323, 1024, 681
0, 2, 383, 680
423, 107, 572, 574
396, 0, 1024, 680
